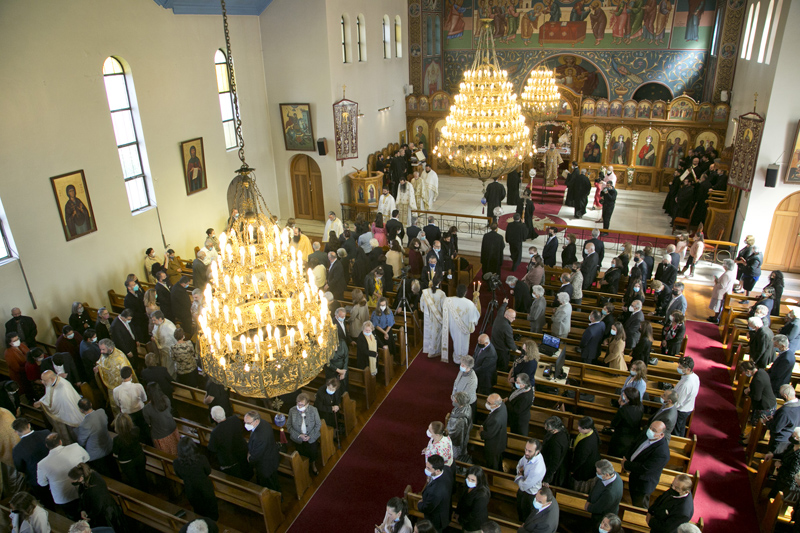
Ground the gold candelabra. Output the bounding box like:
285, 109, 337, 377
520, 66, 561, 121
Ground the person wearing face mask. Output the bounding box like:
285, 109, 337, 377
646, 474, 695, 533
8, 491, 50, 533
41, 351, 85, 391
672, 357, 699, 437
422, 421, 453, 467
5, 333, 31, 399
37, 371, 85, 445
454, 466, 490, 533
505, 214, 529, 272
207, 404, 253, 482
608, 387, 643, 457
599, 258, 622, 294
568, 262, 584, 304
765, 385, 800, 455
5, 308, 38, 351
25, 349, 46, 400
621, 421, 670, 508
578, 311, 606, 365
542, 417, 569, 488
79, 329, 102, 382
446, 392, 473, 462
518, 487, 559, 532
418, 454, 453, 531
661, 312, 687, 357
452, 354, 478, 414
622, 300, 644, 350
514, 438, 545, 521
55, 326, 83, 365
68, 302, 93, 337
628, 255, 646, 294
95, 339, 135, 419
0, 379, 21, 415
507, 275, 532, 315
364, 266, 385, 307
421, 276, 446, 360
541, 227, 559, 268
286, 393, 322, 476
357, 321, 380, 376
443, 285, 480, 364
780, 307, 800, 355
766, 426, 800, 500
316, 378, 343, 437
506, 374, 534, 436
122, 280, 149, 343
585, 460, 623, 526
622, 280, 645, 313
601, 322, 627, 371
660, 282, 687, 324
647, 389, 678, 443
376, 496, 412, 533
528, 286, 547, 334
67, 462, 125, 530
421, 254, 444, 290
481, 394, 508, 471
551, 292, 572, 339
655, 255, 678, 295
37, 432, 90, 518
371, 297, 396, 356
597, 513, 623, 533
473, 335, 498, 395
242, 410, 281, 491
630, 322, 654, 366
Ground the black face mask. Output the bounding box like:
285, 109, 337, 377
672, 290, 679, 296
790, 436, 800, 445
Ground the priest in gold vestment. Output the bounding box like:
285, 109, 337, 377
97, 339, 137, 417
544, 143, 563, 186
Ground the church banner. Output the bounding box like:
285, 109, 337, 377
728, 112, 764, 192
332, 98, 358, 161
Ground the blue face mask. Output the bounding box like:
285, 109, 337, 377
599, 527, 609, 533
646, 428, 656, 440
596, 473, 604, 480
677, 367, 685, 375
533, 500, 544, 510
633, 287, 640, 292
515, 383, 522, 389
630, 370, 636, 376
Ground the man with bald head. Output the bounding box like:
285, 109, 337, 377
473, 334, 498, 394
492, 300, 519, 375
481, 393, 508, 471
622, 420, 671, 508
5, 307, 38, 349
34, 370, 84, 444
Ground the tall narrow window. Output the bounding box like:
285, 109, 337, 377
434, 16, 441, 55
102, 57, 153, 212
0, 195, 15, 262
341, 16, 348, 63
395, 16, 403, 58
215, 50, 238, 150
356, 14, 367, 61
383, 15, 391, 59
757, 0, 774, 63
426, 16, 433, 56
741, 4, 754, 59
764, 0, 783, 64
745, 2, 760, 60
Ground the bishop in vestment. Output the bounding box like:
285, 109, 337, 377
420, 281, 447, 358
544, 143, 564, 186
96, 342, 137, 418
396, 179, 417, 227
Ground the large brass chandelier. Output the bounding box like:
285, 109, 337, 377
196, 0, 337, 398
520, 66, 560, 121
433, 19, 531, 180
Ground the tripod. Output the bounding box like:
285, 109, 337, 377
478, 283, 501, 336
394, 275, 413, 370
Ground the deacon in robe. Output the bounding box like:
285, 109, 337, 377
484, 176, 506, 224
506, 170, 521, 206
96, 339, 137, 418
691, 173, 712, 227
442, 285, 480, 364
323, 212, 345, 243
544, 143, 563, 186
35, 370, 84, 444
480, 223, 505, 277
411, 171, 428, 210
377, 188, 397, 219
395, 178, 417, 227
151, 311, 177, 379
516, 189, 537, 240
564, 161, 580, 207
572, 168, 593, 219
420, 277, 447, 359
505, 213, 529, 272
422, 164, 439, 209
673, 178, 695, 221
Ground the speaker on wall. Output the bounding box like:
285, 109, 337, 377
765, 164, 780, 188
317, 138, 328, 156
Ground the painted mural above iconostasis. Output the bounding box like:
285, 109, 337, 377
422, 0, 716, 100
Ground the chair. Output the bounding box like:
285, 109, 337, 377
671, 217, 689, 234
456, 256, 473, 286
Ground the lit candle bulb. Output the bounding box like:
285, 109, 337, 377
284, 345, 290, 357
219, 356, 226, 367
258, 328, 264, 342
269, 301, 276, 319
317, 335, 324, 346
235, 307, 242, 326
298, 321, 304, 339
248, 224, 254, 242
240, 334, 247, 352
239, 246, 245, 265
250, 245, 256, 266
311, 317, 318, 335
224, 275, 231, 294
268, 348, 274, 361
266, 273, 274, 293
223, 306, 230, 323
226, 334, 233, 353
254, 304, 262, 323
308, 270, 315, 287
297, 250, 303, 264
286, 298, 293, 318
265, 324, 272, 339
302, 350, 308, 359
214, 331, 221, 351
299, 292, 305, 311
234, 276, 242, 294
268, 243, 274, 262
244, 363, 250, 372
281, 266, 288, 284
254, 339, 260, 354
252, 275, 260, 296
274, 330, 281, 349
232, 319, 238, 330
226, 244, 233, 261
288, 328, 295, 347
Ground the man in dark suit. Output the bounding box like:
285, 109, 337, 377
420, 256, 444, 290
624, 301, 644, 349
769, 335, 796, 395
5, 308, 38, 349
79, 330, 102, 383
586, 459, 623, 525
481, 394, 508, 471
541, 227, 559, 268
506, 213, 529, 272
192, 250, 208, 289
518, 487, 560, 533
41, 352, 85, 388
655, 256, 678, 293
423, 217, 442, 244
666, 245, 681, 269
244, 410, 281, 492
325, 251, 346, 302
154, 271, 174, 322
208, 407, 253, 481
553, 273, 573, 306
581, 243, 600, 289
748, 317, 775, 369
599, 180, 617, 230
406, 218, 422, 244
418, 454, 453, 531
485, 176, 506, 224
565, 162, 579, 208
571, 168, 592, 219
12, 417, 51, 502
766, 384, 800, 454
509, 276, 532, 315
661, 283, 688, 324
517, 190, 537, 239
385, 209, 404, 242
123, 279, 148, 343
491, 301, 518, 373
646, 390, 679, 443
741, 361, 777, 430
578, 311, 605, 364
646, 474, 695, 533
583, 229, 605, 265
170, 276, 194, 336
622, 421, 671, 508
480, 223, 505, 277
308, 241, 329, 269
473, 334, 498, 394
110, 309, 138, 361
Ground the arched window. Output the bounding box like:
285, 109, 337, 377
356, 14, 367, 62
741, 3, 755, 59
341, 15, 351, 63
394, 15, 403, 58
426, 16, 433, 56
215, 50, 239, 150
757, 0, 775, 63
434, 16, 441, 55
764, 0, 783, 64
102, 56, 153, 212
382, 15, 391, 59
746, 1, 760, 60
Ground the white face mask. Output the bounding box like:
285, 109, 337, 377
466, 479, 477, 488
66, 333, 75, 340
364, 331, 372, 337
326, 388, 336, 395
77, 307, 84, 314
380, 305, 386, 311
424, 468, 432, 477
91, 337, 97, 343
426, 429, 432, 438
10, 340, 20, 348
460, 366, 468, 373
297, 405, 307, 412
485, 402, 492, 411
628, 306, 634, 312
610, 330, 617, 336
244, 423, 255, 432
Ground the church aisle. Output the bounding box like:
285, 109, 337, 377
285, 350, 459, 532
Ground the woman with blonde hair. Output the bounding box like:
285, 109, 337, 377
618, 242, 632, 273
421, 421, 453, 466
680, 233, 704, 278
356, 321, 379, 376
348, 289, 370, 341
143, 289, 159, 335
509, 339, 539, 383
619, 359, 648, 402
9, 492, 49, 533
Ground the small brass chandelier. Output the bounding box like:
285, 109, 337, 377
196, 0, 337, 398
520, 65, 561, 122
433, 19, 531, 181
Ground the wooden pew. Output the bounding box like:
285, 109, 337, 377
139, 444, 284, 533
299, 384, 357, 435
0, 502, 73, 532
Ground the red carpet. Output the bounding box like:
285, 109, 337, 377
683, 321, 759, 533
286, 352, 459, 532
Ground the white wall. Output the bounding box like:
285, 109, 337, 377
260, 0, 408, 218
729, 0, 800, 250
0, 0, 277, 342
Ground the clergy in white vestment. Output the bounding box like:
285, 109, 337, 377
442, 285, 480, 364
151, 311, 177, 378
411, 171, 428, 210
323, 212, 344, 242
423, 163, 439, 208
377, 188, 397, 219
420, 278, 447, 358
36, 371, 84, 444
395, 179, 417, 227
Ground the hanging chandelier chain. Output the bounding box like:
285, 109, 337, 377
221, 0, 247, 166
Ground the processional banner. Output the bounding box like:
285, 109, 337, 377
333, 98, 358, 161
728, 112, 764, 192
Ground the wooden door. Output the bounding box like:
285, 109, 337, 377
764, 192, 800, 272
290, 155, 325, 221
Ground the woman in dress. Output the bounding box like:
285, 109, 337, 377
348, 289, 370, 342
608, 387, 643, 457
112, 413, 147, 491
661, 311, 686, 356
372, 213, 388, 247
68, 463, 125, 531
173, 437, 219, 520
422, 420, 453, 467
455, 466, 491, 532
507, 373, 534, 436
376, 497, 412, 533
69, 301, 93, 336
602, 322, 627, 371
142, 382, 180, 454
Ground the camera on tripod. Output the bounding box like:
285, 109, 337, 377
485, 272, 502, 292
